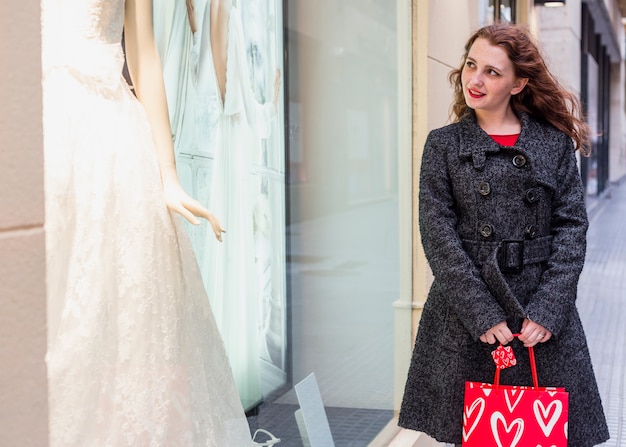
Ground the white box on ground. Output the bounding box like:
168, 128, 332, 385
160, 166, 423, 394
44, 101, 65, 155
294, 373, 335, 447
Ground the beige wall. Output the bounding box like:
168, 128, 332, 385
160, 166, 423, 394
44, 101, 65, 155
610, 58, 626, 181
609, 6, 626, 182
535, 1, 583, 96
426, 0, 476, 130
0, 1, 49, 446
536, 0, 626, 184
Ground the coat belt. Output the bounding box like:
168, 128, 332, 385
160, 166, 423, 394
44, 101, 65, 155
462, 235, 553, 270
463, 235, 554, 318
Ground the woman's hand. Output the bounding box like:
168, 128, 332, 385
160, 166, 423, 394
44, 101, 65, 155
480, 321, 514, 345
518, 318, 552, 347
162, 176, 225, 242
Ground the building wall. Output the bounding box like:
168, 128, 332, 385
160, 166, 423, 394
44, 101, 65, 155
0, 1, 49, 446
535, 0, 626, 185
535, 1, 583, 97
426, 1, 476, 130
609, 57, 626, 181
609, 9, 626, 182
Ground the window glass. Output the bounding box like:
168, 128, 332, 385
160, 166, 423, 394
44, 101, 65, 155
155, 0, 401, 442
264, 0, 400, 442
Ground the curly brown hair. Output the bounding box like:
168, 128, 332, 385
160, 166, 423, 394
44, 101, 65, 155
449, 23, 590, 155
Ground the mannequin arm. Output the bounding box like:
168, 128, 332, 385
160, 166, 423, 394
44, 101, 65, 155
124, 0, 224, 240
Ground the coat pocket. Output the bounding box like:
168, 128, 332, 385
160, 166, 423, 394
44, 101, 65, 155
440, 304, 474, 351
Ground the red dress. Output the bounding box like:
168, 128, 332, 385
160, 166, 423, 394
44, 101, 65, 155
490, 133, 519, 146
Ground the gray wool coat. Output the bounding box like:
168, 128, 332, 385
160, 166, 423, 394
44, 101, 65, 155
398, 112, 609, 446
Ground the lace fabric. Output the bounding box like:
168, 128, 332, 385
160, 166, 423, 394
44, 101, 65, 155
42, 0, 254, 445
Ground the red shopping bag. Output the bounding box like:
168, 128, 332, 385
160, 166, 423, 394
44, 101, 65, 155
462, 336, 568, 446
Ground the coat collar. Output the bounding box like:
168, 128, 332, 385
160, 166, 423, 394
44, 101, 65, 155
458, 110, 502, 170
457, 111, 556, 190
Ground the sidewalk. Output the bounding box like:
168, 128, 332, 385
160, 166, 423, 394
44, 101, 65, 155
578, 178, 626, 447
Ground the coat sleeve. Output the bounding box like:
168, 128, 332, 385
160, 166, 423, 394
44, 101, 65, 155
524, 136, 589, 336
419, 130, 507, 340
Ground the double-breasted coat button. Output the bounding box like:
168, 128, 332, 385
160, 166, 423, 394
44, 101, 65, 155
478, 182, 491, 196
525, 225, 537, 239
525, 188, 539, 203
480, 224, 493, 238
512, 154, 527, 167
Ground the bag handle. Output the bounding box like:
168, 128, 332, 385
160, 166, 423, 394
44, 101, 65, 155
493, 333, 539, 389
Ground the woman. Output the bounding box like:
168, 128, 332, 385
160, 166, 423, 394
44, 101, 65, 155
42, 0, 255, 444
398, 23, 609, 446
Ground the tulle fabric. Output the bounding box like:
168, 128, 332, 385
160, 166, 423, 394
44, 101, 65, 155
42, 0, 253, 445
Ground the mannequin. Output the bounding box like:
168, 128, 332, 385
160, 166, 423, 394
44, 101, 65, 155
42, 0, 256, 444
125, 0, 226, 234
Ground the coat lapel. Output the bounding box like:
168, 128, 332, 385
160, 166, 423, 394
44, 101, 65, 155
458, 112, 501, 171
515, 114, 558, 191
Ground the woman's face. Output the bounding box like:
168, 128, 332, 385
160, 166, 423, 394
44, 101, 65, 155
461, 37, 527, 117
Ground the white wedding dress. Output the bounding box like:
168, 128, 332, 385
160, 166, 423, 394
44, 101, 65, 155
42, 0, 254, 445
